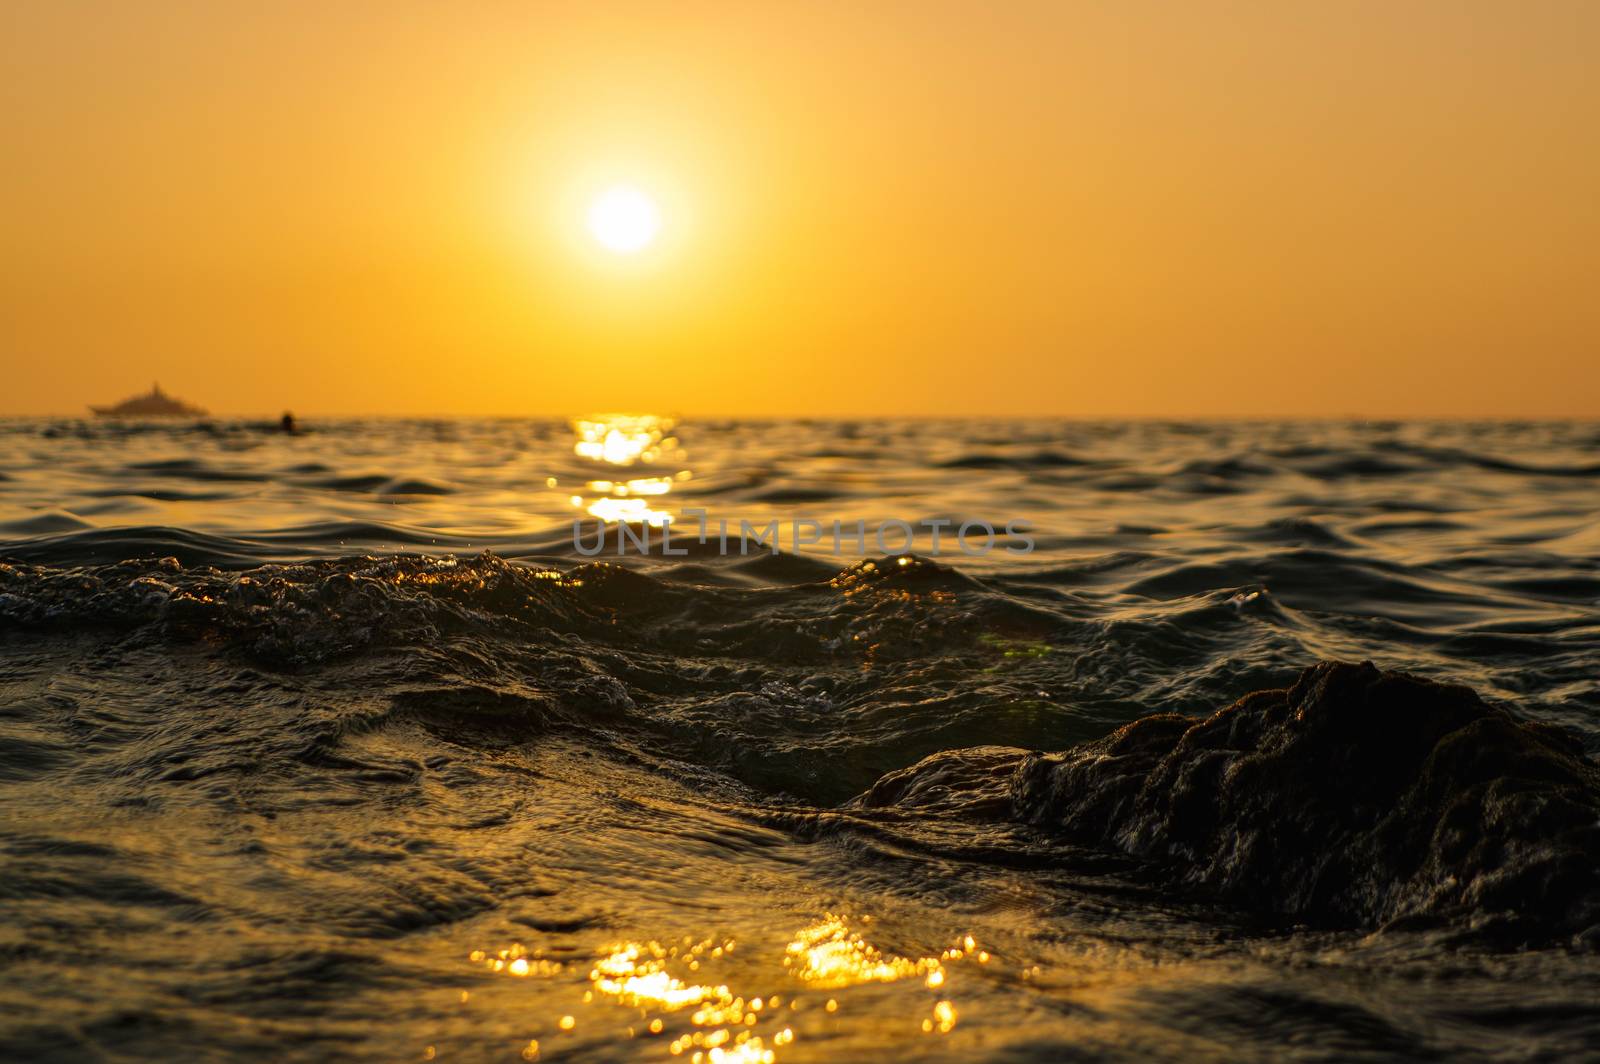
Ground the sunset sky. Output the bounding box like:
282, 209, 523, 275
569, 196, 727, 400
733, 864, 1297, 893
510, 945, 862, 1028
2, 1, 1596, 418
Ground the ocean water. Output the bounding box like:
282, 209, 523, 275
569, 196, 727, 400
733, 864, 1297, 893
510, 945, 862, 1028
1, 416, 1597, 1062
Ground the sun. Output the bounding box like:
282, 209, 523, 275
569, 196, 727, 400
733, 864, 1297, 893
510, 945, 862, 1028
586, 185, 661, 254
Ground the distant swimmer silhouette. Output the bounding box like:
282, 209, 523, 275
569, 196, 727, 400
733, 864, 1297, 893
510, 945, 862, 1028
280, 412, 297, 434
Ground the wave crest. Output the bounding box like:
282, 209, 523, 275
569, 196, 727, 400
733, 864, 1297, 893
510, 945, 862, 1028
862, 661, 1600, 946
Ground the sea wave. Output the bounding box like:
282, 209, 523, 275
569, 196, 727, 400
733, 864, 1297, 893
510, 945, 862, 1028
3, 419, 1599, 1060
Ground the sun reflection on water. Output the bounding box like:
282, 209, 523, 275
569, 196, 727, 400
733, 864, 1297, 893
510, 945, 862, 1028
464, 914, 983, 1060
572, 415, 674, 466
782, 914, 974, 991
563, 414, 689, 527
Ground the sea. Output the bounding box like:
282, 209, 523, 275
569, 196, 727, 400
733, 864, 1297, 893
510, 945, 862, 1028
1, 416, 1597, 1062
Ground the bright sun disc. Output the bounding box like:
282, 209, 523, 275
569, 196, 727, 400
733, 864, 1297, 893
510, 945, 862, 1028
587, 185, 661, 254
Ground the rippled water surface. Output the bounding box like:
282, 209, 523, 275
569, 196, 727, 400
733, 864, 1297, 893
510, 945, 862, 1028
2, 417, 1598, 1061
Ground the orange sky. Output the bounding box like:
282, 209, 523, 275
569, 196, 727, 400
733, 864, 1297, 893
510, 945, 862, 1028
2, 1, 1597, 417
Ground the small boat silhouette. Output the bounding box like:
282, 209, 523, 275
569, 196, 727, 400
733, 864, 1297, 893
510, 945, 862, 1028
89, 383, 208, 418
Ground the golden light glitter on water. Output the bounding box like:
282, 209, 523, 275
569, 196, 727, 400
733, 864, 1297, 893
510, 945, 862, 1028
571, 415, 676, 467
783, 913, 960, 990
470, 944, 564, 979
590, 942, 731, 1009
582, 495, 672, 525
567, 413, 690, 526
468, 915, 984, 1060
